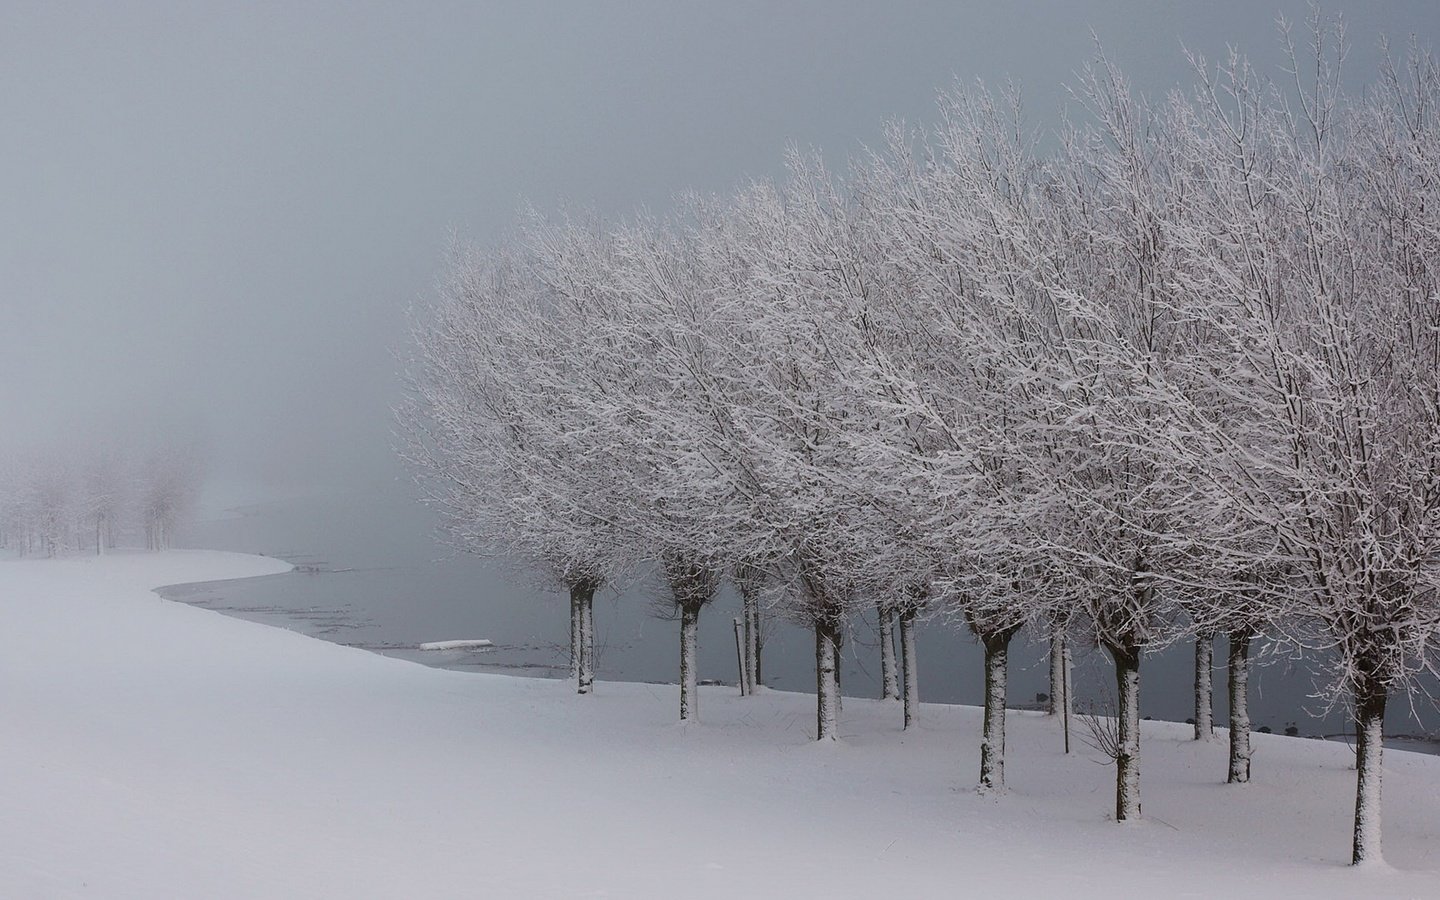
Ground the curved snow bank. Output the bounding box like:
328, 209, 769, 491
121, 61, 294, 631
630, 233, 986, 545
2, 548, 292, 597
145, 548, 296, 587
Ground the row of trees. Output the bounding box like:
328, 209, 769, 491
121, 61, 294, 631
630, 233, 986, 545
0, 433, 203, 556
403, 20, 1439, 866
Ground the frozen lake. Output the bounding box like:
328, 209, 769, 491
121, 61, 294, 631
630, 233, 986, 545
171, 483, 1436, 746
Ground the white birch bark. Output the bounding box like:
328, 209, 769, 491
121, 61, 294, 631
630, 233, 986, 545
878, 604, 899, 701
899, 609, 918, 729
1109, 643, 1141, 822
1227, 632, 1252, 783
1351, 678, 1387, 865
577, 584, 595, 695
1048, 626, 1069, 717
815, 620, 839, 741
679, 603, 699, 721
1194, 632, 1214, 741
979, 631, 1014, 792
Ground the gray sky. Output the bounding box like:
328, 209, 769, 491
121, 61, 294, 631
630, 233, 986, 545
4, 1, 1438, 494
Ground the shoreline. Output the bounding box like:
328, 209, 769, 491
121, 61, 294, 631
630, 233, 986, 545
153, 545, 1440, 758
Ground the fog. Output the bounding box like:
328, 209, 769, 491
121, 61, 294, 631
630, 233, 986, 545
3, 1, 1436, 495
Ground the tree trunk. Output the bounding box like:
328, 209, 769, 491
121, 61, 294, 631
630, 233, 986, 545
569, 589, 582, 684
878, 604, 899, 700
1062, 643, 1073, 754
1194, 631, 1214, 741
1107, 641, 1142, 822
572, 580, 595, 695
1227, 631, 1252, 783
581, 590, 595, 694
1351, 669, 1387, 865
979, 628, 1017, 792
1048, 625, 1069, 717
815, 618, 840, 741
678, 602, 700, 721
743, 586, 759, 693
899, 608, 918, 729
753, 624, 764, 688
734, 568, 763, 693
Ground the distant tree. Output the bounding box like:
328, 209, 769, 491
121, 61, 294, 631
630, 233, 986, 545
80, 444, 128, 555
1046, 610, 1076, 725
139, 442, 202, 551
731, 561, 772, 693
31, 453, 74, 558
0, 449, 36, 554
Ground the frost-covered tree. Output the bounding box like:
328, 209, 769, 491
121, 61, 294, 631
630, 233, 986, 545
402, 236, 630, 695
400, 21, 1440, 853
988, 53, 1241, 818
1164, 21, 1440, 863
711, 173, 874, 741
782, 85, 1087, 783
853, 92, 1051, 787
553, 211, 738, 722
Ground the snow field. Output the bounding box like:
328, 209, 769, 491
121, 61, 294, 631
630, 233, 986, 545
1, 552, 1435, 898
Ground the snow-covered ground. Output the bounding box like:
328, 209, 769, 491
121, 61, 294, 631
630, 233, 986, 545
1, 552, 1436, 899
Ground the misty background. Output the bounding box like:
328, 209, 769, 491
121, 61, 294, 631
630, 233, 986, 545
6, 1, 1440, 732
6, 1, 1438, 493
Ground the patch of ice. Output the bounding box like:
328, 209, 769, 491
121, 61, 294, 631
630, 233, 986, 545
417, 639, 494, 651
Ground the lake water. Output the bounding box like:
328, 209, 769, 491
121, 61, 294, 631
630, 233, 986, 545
170, 483, 1437, 748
